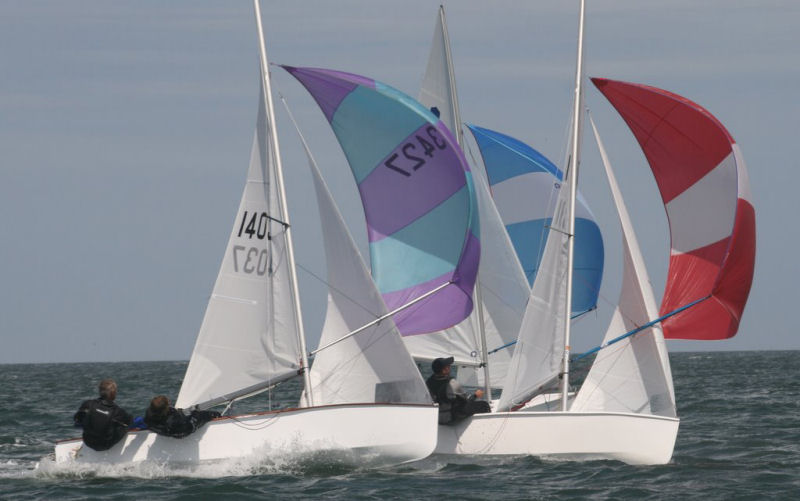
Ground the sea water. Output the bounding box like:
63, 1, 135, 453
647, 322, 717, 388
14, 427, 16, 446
1, 351, 798, 499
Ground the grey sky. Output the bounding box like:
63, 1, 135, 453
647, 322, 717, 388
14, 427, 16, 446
1, 1, 795, 363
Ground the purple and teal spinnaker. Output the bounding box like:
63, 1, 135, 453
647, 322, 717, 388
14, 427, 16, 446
283, 66, 480, 335
467, 124, 603, 315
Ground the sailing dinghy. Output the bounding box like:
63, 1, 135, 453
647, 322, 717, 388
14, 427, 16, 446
53, 1, 440, 467
413, 3, 754, 464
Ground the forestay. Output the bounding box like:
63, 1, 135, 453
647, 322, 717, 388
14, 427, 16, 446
176, 86, 301, 410
296, 132, 432, 406
593, 78, 755, 340
467, 125, 603, 316
571, 118, 676, 417
284, 66, 480, 336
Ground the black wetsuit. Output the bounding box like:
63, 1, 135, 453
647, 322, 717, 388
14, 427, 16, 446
73, 398, 133, 451
426, 374, 490, 425
144, 407, 220, 438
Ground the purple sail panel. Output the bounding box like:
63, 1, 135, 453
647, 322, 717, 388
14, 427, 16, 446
282, 66, 373, 122
384, 232, 480, 334
284, 65, 480, 335
360, 124, 467, 241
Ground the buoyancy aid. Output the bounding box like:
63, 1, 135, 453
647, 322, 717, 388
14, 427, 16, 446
426, 375, 456, 424
75, 399, 131, 451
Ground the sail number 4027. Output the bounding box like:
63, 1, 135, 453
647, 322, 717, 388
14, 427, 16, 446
384, 126, 448, 177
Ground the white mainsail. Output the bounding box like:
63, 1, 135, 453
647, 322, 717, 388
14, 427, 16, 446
176, 86, 301, 410
409, 6, 528, 388
495, 155, 573, 412
419, 6, 461, 144
295, 127, 432, 406
571, 118, 676, 416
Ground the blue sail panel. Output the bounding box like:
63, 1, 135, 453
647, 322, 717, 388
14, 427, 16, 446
468, 124, 603, 314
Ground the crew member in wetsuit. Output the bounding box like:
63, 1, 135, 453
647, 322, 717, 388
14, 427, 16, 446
144, 395, 220, 438
425, 357, 491, 425
73, 379, 133, 451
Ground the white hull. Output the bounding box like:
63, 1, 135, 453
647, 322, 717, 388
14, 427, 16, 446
55, 403, 437, 467
435, 411, 679, 465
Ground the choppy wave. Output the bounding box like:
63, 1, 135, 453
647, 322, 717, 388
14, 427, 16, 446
1, 352, 798, 499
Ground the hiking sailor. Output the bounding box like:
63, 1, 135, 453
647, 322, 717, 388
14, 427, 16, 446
144, 395, 220, 438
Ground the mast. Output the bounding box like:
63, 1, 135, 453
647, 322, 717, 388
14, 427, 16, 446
253, 0, 313, 406
561, 0, 586, 411
440, 5, 491, 401
440, 5, 463, 147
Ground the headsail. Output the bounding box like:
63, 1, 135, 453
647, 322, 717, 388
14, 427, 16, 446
176, 86, 302, 410
467, 125, 604, 315
572, 117, 676, 417
593, 78, 756, 340
284, 66, 480, 336
291, 121, 431, 406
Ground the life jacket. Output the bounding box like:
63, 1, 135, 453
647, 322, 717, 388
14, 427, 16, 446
79, 399, 128, 451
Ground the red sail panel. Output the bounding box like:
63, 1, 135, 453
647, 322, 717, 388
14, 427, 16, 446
593, 78, 755, 340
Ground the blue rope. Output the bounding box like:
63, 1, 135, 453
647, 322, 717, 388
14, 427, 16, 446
487, 307, 596, 355
571, 295, 711, 362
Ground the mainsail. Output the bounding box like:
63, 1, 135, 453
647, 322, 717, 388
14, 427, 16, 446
419, 5, 462, 144
495, 143, 575, 412
571, 118, 676, 417
176, 85, 302, 410
295, 129, 432, 406
403, 7, 529, 389
593, 78, 756, 340
467, 125, 603, 316
284, 66, 480, 336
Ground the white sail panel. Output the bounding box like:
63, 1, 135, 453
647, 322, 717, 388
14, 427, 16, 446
176, 89, 302, 409
455, 164, 529, 387
302, 142, 431, 406
496, 167, 572, 412
571, 119, 676, 416
419, 6, 459, 142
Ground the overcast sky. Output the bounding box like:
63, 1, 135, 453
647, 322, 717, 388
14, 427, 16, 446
1, 1, 796, 364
